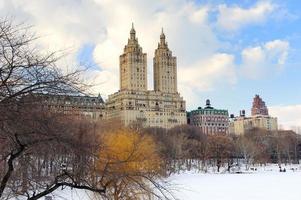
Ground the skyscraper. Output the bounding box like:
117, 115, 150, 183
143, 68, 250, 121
251, 95, 269, 116
120, 24, 147, 91
105, 24, 186, 129
153, 28, 177, 93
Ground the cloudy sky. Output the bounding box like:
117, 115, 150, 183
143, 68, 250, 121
1, 0, 300, 130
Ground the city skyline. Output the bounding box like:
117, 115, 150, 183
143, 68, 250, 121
0, 0, 300, 129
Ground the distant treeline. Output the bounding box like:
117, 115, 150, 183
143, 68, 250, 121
144, 125, 301, 173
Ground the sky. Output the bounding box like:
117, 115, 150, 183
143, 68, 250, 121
0, 0, 300, 130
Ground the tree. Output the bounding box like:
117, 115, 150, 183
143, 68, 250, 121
0, 20, 85, 104
208, 135, 234, 172
244, 128, 271, 164
273, 130, 299, 165
97, 128, 169, 200
0, 104, 109, 200
0, 18, 92, 199
145, 126, 188, 173
236, 136, 259, 170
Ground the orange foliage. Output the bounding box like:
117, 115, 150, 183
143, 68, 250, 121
97, 128, 161, 176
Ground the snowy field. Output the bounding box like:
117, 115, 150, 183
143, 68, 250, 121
168, 167, 301, 200
48, 164, 301, 200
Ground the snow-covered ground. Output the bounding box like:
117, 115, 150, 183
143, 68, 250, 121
168, 166, 301, 200
48, 164, 301, 200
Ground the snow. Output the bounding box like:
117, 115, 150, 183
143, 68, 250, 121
168, 164, 301, 200
44, 164, 301, 200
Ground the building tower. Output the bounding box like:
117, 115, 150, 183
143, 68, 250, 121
120, 23, 147, 91
251, 95, 269, 116
153, 28, 177, 93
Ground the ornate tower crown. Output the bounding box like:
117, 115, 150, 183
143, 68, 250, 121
160, 28, 165, 41
130, 23, 136, 40
158, 28, 168, 49
125, 23, 141, 51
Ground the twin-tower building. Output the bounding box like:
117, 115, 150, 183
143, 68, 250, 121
105, 24, 186, 128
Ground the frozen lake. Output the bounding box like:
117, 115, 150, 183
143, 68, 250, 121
169, 169, 301, 200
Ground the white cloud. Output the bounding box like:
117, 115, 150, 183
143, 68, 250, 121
179, 53, 236, 91
217, 1, 275, 31
269, 105, 301, 132
178, 53, 237, 109
264, 40, 289, 65
3, 0, 287, 106
85, 70, 119, 99
0, 0, 106, 68
240, 40, 289, 79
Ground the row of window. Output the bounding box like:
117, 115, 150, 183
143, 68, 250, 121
130, 84, 145, 88
202, 127, 227, 133
131, 77, 146, 80
46, 105, 104, 110
194, 122, 227, 127
192, 117, 228, 122
192, 111, 228, 115
161, 75, 175, 79
127, 54, 144, 59
159, 52, 172, 57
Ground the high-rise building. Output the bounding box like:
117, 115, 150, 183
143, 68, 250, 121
105, 24, 186, 129
120, 23, 147, 91
153, 29, 177, 93
251, 94, 269, 116
187, 100, 229, 135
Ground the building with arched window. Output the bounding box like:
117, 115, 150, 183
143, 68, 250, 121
104, 24, 186, 129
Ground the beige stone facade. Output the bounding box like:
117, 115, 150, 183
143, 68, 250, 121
154, 29, 177, 93
105, 25, 186, 129
105, 90, 186, 129
120, 24, 147, 91
229, 115, 278, 135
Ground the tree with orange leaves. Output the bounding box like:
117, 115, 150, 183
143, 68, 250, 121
97, 128, 170, 200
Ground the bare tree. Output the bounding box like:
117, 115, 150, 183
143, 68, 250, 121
208, 135, 234, 172
244, 128, 271, 165
1, 107, 108, 200
0, 18, 92, 199
272, 130, 299, 165
236, 136, 259, 170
